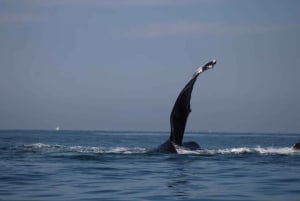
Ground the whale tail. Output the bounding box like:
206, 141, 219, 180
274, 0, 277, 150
154, 60, 216, 153
169, 60, 216, 146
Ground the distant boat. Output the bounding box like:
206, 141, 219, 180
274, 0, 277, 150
55, 127, 60, 131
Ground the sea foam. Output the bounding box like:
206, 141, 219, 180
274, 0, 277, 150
19, 143, 299, 155
176, 146, 298, 155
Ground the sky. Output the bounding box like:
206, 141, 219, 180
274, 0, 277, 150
0, 0, 299, 133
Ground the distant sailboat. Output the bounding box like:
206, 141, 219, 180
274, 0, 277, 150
55, 126, 60, 131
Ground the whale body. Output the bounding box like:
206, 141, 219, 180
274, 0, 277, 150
153, 60, 217, 153
292, 142, 300, 150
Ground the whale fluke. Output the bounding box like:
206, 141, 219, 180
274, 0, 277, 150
170, 60, 216, 146
155, 60, 216, 153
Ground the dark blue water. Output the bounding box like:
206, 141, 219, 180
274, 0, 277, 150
1, 130, 300, 201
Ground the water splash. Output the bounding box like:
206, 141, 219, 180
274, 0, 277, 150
176, 146, 299, 155
19, 143, 147, 154
16, 143, 299, 155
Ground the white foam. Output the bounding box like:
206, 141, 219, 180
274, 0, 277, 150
252, 146, 294, 155
20, 144, 299, 155
69, 146, 147, 154
25, 143, 52, 148
176, 146, 298, 155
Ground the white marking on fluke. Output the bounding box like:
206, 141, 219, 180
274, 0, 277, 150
195, 67, 203, 74
193, 59, 216, 77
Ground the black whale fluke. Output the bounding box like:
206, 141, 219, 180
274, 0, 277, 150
154, 59, 216, 153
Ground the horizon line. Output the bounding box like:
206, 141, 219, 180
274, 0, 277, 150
0, 129, 299, 135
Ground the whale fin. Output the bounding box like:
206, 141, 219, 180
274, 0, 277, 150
169, 60, 216, 146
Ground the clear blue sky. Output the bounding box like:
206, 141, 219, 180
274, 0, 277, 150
0, 0, 299, 133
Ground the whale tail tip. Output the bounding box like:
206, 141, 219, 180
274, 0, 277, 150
194, 59, 217, 77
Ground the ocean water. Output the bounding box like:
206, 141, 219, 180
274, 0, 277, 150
0, 130, 300, 201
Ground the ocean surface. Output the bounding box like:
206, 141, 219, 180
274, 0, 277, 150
0, 130, 300, 201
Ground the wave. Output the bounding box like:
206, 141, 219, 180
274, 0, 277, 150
13, 143, 300, 156
176, 146, 299, 155
19, 143, 147, 154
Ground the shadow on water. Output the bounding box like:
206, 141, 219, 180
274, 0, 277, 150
163, 155, 200, 199
167, 173, 190, 198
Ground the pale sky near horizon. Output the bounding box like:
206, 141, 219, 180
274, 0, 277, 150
0, 0, 300, 133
